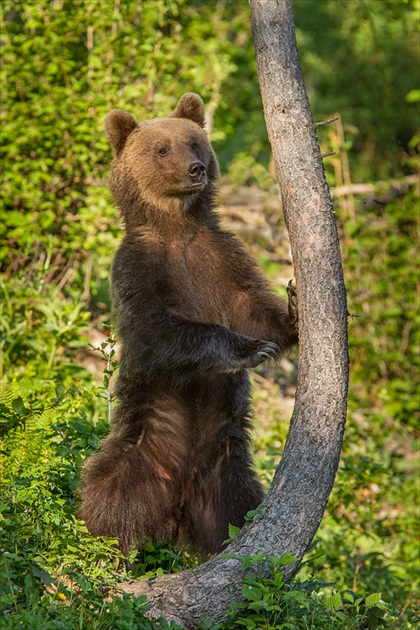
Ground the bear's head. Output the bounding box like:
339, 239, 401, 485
105, 93, 219, 226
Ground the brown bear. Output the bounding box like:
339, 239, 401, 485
79, 93, 298, 558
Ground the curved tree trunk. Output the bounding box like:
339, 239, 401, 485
119, 1, 349, 626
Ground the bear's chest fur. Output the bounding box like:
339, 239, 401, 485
164, 231, 252, 330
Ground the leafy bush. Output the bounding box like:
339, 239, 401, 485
344, 194, 419, 425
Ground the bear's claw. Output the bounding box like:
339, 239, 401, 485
287, 279, 298, 330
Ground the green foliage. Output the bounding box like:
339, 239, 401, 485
205, 554, 399, 629
0, 263, 92, 390
293, 0, 419, 180
344, 194, 419, 425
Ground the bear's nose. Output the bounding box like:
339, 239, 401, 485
188, 161, 207, 181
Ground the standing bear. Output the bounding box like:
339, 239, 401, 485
79, 93, 298, 557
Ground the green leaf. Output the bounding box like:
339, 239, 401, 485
228, 524, 240, 540
242, 585, 263, 602
405, 89, 420, 103
12, 396, 31, 417
32, 565, 56, 586
365, 592, 382, 608
234, 620, 256, 629
278, 552, 297, 567
325, 592, 343, 610
247, 601, 268, 611
55, 383, 65, 398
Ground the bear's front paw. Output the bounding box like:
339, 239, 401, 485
238, 339, 280, 369
287, 279, 298, 331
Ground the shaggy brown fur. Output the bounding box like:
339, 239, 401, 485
79, 93, 298, 557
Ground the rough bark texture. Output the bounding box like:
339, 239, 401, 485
119, 1, 349, 626
251, 0, 349, 566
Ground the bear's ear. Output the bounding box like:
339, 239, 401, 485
105, 109, 138, 156
170, 93, 205, 128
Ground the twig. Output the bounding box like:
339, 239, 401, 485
331, 174, 419, 198
315, 116, 339, 127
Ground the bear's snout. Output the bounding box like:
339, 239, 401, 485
188, 161, 207, 183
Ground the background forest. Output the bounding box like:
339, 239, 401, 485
1, 0, 419, 628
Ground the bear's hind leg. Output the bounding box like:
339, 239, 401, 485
178, 423, 264, 556
79, 421, 179, 556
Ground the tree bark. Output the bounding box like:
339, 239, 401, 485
119, 1, 349, 626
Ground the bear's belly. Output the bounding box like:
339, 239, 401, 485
113, 370, 251, 485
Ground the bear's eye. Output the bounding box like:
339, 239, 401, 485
191, 142, 199, 151
158, 148, 169, 157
